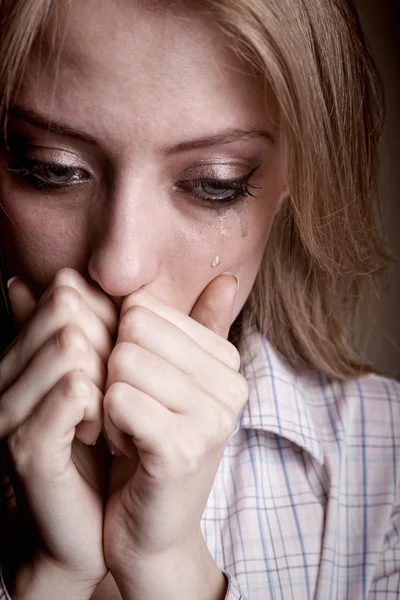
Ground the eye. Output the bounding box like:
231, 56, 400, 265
5, 159, 90, 190
175, 165, 261, 206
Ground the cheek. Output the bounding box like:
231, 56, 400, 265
0, 184, 90, 297
0, 175, 280, 312
217, 200, 275, 298
171, 194, 278, 314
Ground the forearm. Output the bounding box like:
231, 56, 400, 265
2, 556, 101, 600
110, 538, 227, 600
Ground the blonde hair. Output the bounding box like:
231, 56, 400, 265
0, 0, 391, 380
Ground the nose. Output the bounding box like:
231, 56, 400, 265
88, 185, 162, 298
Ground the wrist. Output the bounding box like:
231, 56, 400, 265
3, 554, 104, 600
110, 535, 227, 600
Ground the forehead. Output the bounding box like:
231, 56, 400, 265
53, 0, 202, 75
19, 0, 275, 153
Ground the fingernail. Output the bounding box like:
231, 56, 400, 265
109, 441, 125, 457
222, 272, 240, 292
7, 276, 19, 290
106, 432, 119, 456
108, 435, 116, 455
103, 425, 124, 456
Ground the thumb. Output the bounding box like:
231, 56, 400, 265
190, 272, 239, 340
7, 276, 37, 331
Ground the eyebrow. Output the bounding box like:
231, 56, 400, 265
162, 129, 276, 153
9, 105, 276, 153
10, 106, 98, 146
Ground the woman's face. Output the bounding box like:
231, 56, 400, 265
0, 0, 287, 319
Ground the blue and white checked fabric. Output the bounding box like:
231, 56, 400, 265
203, 326, 400, 599
1, 326, 399, 599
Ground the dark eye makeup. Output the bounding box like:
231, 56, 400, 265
173, 165, 261, 206
6, 159, 91, 189
3, 154, 262, 208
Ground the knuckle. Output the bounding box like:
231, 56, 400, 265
121, 288, 151, 315
7, 427, 31, 475
231, 372, 249, 409
8, 429, 49, 481
107, 341, 132, 375
225, 343, 241, 371
60, 371, 92, 399
49, 285, 82, 316
104, 381, 126, 416
0, 397, 16, 440
119, 305, 150, 341
213, 405, 237, 439
54, 324, 89, 354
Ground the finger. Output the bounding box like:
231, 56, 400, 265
0, 324, 105, 439
190, 272, 239, 340
117, 306, 245, 410
6, 372, 103, 561
104, 382, 236, 471
6, 374, 102, 491
104, 381, 172, 458
106, 341, 218, 415
7, 276, 36, 331
120, 288, 239, 370
8, 372, 103, 462
106, 341, 247, 427
37, 268, 119, 337
0, 285, 113, 395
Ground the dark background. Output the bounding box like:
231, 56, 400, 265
354, 0, 400, 378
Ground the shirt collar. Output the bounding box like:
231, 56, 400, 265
232, 326, 325, 466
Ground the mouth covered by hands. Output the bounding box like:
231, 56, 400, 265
1, 268, 249, 599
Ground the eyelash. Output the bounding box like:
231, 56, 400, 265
5, 160, 261, 206
6, 161, 89, 190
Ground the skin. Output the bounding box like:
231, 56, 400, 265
0, 1, 287, 311
0, 1, 289, 598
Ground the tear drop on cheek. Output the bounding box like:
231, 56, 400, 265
211, 255, 221, 268
218, 207, 248, 239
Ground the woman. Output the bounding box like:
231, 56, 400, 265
0, 0, 399, 598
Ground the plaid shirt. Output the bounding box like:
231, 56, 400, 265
1, 326, 399, 599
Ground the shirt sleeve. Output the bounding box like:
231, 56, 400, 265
368, 486, 400, 598
223, 570, 247, 600
0, 567, 11, 600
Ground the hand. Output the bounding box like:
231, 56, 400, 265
0, 268, 118, 595
102, 273, 249, 599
